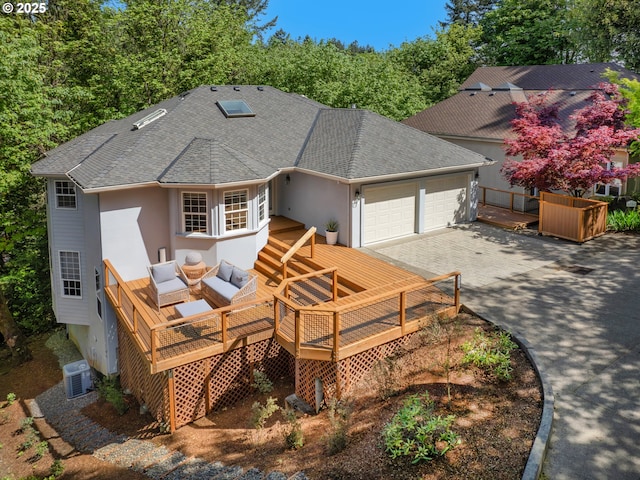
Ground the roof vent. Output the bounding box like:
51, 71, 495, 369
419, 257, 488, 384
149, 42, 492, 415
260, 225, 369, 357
570, 91, 577, 96
210, 86, 218, 92
257, 86, 264, 91
233, 86, 240, 91
132, 109, 167, 130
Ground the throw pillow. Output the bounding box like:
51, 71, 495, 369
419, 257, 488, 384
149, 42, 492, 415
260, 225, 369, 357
152, 262, 176, 284
216, 260, 234, 282
230, 267, 249, 289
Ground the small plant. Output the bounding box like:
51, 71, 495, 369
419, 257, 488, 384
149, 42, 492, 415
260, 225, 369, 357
35, 440, 49, 459
324, 219, 339, 232
50, 459, 65, 477
20, 416, 34, 431
607, 209, 640, 232
325, 398, 352, 455
96, 375, 129, 415
250, 397, 279, 429
371, 357, 402, 400
461, 328, 518, 381
282, 408, 304, 450
6, 392, 16, 406
251, 369, 273, 394
381, 392, 459, 464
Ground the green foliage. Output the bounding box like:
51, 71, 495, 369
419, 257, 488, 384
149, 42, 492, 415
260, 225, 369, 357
251, 369, 273, 394
50, 459, 65, 477
607, 209, 640, 232
371, 357, 402, 400
249, 397, 279, 429
35, 440, 49, 459
282, 408, 304, 450
96, 375, 129, 415
461, 328, 518, 381
381, 392, 459, 464
6, 393, 16, 406
325, 398, 352, 455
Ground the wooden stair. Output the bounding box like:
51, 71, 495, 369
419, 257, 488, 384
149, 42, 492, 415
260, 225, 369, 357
254, 231, 362, 297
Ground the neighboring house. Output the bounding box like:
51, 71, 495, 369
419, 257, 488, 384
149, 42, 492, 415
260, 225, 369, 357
31, 85, 489, 375
403, 63, 640, 201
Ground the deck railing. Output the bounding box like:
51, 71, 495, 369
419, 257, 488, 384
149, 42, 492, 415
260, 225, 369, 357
273, 269, 461, 362
480, 186, 540, 214
280, 226, 316, 279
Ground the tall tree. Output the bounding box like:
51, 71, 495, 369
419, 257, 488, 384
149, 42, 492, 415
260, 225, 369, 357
480, 0, 577, 65
441, 0, 498, 27
574, 0, 640, 71
501, 84, 640, 197
389, 23, 482, 106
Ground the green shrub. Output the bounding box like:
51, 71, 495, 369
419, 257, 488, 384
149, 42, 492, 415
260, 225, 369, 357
96, 375, 129, 415
6, 393, 16, 406
461, 328, 517, 381
382, 392, 459, 464
325, 398, 352, 455
35, 440, 49, 459
251, 370, 273, 394
607, 209, 640, 232
249, 397, 279, 429
50, 459, 65, 477
282, 408, 304, 450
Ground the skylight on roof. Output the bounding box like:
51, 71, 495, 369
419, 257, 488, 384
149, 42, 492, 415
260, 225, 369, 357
217, 100, 255, 118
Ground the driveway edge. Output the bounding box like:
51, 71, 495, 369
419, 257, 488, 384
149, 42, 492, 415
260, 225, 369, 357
461, 305, 554, 480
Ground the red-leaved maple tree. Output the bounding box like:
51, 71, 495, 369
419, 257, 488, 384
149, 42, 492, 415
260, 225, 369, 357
501, 83, 640, 197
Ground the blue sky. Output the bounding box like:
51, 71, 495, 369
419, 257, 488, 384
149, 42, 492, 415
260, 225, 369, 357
263, 1, 448, 51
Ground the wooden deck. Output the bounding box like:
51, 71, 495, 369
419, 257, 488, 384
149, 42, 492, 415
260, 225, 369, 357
478, 204, 539, 230
105, 217, 460, 373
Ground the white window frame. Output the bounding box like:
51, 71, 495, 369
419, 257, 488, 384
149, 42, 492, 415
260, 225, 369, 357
258, 184, 267, 223
224, 189, 249, 232
594, 162, 622, 197
59, 251, 82, 298
54, 180, 77, 209
182, 191, 208, 234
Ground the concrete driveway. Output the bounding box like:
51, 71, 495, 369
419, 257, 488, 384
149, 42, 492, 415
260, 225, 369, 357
364, 223, 640, 480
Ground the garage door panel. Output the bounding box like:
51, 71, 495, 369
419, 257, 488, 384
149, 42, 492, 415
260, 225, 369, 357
424, 176, 467, 231
364, 183, 416, 244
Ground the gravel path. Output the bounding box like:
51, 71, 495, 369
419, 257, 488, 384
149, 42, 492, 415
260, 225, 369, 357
33, 333, 307, 480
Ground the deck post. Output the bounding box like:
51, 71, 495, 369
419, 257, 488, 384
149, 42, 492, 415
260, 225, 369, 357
167, 369, 177, 433
221, 311, 228, 348
332, 312, 341, 361
510, 192, 515, 212
311, 233, 315, 258
133, 308, 138, 333
332, 269, 338, 301
455, 274, 461, 311
294, 310, 301, 358
273, 298, 280, 333
399, 291, 406, 335
151, 329, 157, 366
481, 186, 486, 206
282, 261, 287, 280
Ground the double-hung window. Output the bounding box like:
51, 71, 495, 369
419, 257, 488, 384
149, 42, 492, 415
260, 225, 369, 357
224, 189, 248, 231
59, 251, 81, 298
258, 184, 267, 223
55, 180, 76, 209
182, 192, 208, 233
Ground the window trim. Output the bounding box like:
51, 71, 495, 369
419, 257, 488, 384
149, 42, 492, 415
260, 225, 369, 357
258, 184, 267, 223
59, 250, 82, 298
223, 189, 249, 233
54, 180, 77, 210
182, 191, 209, 234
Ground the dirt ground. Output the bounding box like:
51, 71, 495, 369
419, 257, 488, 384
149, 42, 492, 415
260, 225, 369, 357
1, 313, 542, 479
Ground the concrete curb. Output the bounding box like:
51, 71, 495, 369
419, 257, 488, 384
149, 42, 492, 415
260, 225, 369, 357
461, 305, 554, 480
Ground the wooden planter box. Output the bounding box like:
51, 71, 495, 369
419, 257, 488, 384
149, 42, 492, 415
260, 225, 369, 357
538, 192, 608, 243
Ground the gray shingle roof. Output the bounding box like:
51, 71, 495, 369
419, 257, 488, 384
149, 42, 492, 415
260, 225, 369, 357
32, 85, 489, 190
402, 63, 640, 141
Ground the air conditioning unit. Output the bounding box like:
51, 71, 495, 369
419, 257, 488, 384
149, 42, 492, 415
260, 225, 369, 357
63, 360, 92, 399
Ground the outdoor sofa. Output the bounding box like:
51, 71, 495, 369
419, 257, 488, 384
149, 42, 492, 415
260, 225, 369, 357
201, 260, 257, 307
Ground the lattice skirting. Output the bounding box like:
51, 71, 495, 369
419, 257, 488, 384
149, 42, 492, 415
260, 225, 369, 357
295, 333, 416, 409
117, 321, 293, 430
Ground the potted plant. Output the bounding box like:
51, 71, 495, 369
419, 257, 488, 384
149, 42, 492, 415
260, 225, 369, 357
324, 219, 339, 245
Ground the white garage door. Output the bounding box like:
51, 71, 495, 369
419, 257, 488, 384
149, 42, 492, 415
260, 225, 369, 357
363, 183, 416, 244
424, 175, 468, 231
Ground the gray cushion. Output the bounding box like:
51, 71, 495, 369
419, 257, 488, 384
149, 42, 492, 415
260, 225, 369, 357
230, 267, 249, 289
175, 299, 212, 318
216, 260, 234, 282
203, 276, 239, 303
152, 263, 176, 284
156, 277, 187, 295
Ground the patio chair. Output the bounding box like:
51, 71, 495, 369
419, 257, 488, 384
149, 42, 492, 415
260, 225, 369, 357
147, 260, 190, 309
